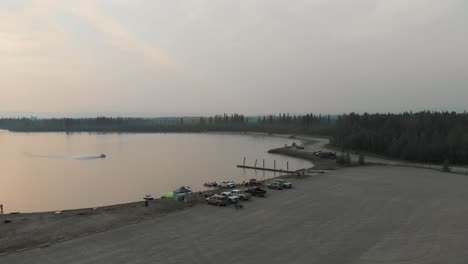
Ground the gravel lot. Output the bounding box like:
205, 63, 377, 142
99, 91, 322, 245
3, 166, 468, 264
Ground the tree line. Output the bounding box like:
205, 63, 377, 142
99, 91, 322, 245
331, 111, 468, 165
0, 113, 334, 135
1, 111, 467, 165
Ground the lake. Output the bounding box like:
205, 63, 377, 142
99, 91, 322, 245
0, 131, 312, 213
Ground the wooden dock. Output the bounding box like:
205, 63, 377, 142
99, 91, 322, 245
236, 165, 297, 173
236, 157, 325, 174
236, 165, 325, 174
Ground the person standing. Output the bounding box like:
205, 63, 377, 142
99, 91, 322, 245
0, 204, 3, 215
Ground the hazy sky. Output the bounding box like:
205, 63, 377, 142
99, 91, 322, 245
1, 0, 467, 116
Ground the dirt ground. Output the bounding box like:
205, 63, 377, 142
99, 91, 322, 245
0, 194, 204, 253
3, 166, 468, 263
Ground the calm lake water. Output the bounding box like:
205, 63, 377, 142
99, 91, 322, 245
0, 131, 312, 213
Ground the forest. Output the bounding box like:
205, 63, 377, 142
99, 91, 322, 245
331, 112, 468, 164
0, 113, 334, 135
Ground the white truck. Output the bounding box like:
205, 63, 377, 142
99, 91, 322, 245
220, 192, 239, 203
218, 181, 236, 188
206, 194, 228, 206
273, 179, 292, 188
230, 189, 252, 201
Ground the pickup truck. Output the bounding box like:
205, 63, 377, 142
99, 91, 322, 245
218, 181, 236, 188
206, 194, 228, 206
273, 179, 292, 188
245, 187, 267, 197
230, 189, 252, 201
267, 182, 283, 190
220, 192, 239, 203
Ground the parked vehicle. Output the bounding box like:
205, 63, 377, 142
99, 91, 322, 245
273, 179, 292, 188
244, 178, 262, 187
314, 151, 337, 159
267, 182, 283, 190
245, 187, 267, 197
220, 192, 239, 203
218, 181, 236, 188
230, 189, 252, 201
206, 195, 228, 206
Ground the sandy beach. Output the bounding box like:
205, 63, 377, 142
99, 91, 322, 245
0, 193, 204, 253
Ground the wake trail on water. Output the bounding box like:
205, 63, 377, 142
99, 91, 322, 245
24, 153, 105, 160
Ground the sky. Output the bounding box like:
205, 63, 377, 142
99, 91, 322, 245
1, 0, 467, 117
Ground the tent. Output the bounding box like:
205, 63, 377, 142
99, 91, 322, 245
173, 186, 192, 201
174, 186, 191, 194
160, 192, 174, 199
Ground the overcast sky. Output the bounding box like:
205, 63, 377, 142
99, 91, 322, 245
1, 0, 467, 116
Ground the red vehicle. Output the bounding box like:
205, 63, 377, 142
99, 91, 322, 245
245, 178, 262, 187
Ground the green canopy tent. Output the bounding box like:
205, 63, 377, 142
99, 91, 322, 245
161, 192, 174, 199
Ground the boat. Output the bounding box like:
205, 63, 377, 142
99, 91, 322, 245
203, 182, 218, 187
100, 154, 106, 158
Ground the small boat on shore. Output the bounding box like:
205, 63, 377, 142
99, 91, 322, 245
203, 182, 218, 187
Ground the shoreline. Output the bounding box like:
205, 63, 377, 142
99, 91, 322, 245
0, 172, 318, 255
2, 131, 315, 215
12, 130, 458, 215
